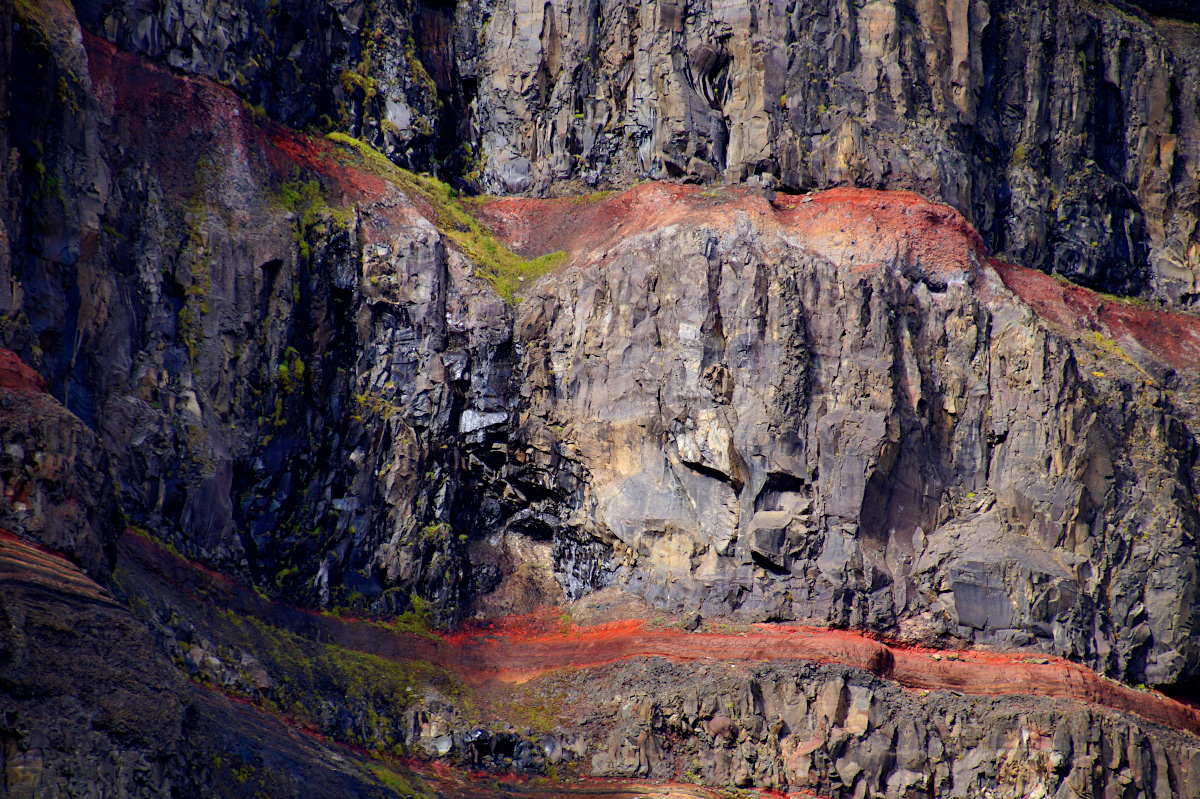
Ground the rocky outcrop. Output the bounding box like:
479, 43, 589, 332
0, 519, 413, 798
101, 527, 1200, 798
0, 349, 121, 576
66, 0, 1200, 305
576, 657, 1200, 799
3, 1, 514, 619
467, 184, 1200, 688
471, 0, 1200, 303
73, 0, 461, 170
5, 2, 1200, 796
6, 0, 1200, 687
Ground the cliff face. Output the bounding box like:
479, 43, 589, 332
467, 0, 1200, 303
477, 184, 1200, 687
5, 0, 1200, 796
75, 0, 1200, 304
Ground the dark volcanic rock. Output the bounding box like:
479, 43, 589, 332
70, 0, 1200, 304
473, 185, 1200, 687
465, 0, 1200, 303
3, 1, 1200, 796
5, 0, 1200, 689
0, 529, 398, 798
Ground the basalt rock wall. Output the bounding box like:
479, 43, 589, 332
476, 185, 1200, 687
1, 0, 522, 621
73, 0, 1200, 306
5, 1, 1200, 795
469, 0, 1200, 303
5, 0, 1200, 690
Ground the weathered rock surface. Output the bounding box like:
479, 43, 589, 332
0, 518, 420, 798
70, 0, 1200, 305
573, 657, 1200, 798
468, 0, 1200, 303
103, 528, 1200, 798
469, 184, 1200, 689
6, 0, 1200, 687
5, 1, 1200, 796
4, 2, 513, 621
0, 351, 121, 577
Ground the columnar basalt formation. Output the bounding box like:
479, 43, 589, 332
72, 0, 1200, 305
4, 0, 1200, 797
474, 184, 1200, 689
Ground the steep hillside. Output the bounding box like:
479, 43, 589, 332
2, 0, 1200, 797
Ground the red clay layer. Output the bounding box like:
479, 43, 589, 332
478, 184, 1200, 373
0, 349, 47, 393
992, 259, 1200, 370
84, 33, 392, 209
436, 620, 1200, 738
115, 532, 1200, 740
478, 184, 988, 283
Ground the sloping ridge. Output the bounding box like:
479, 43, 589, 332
114, 532, 1200, 740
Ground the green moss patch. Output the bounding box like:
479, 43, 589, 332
326, 133, 568, 302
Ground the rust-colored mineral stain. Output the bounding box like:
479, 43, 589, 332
476, 184, 990, 286
0, 349, 46, 393
479, 183, 1200, 374
436, 619, 1200, 737
992, 259, 1200, 371
115, 533, 1200, 739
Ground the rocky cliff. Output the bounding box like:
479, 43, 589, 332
79, 0, 1200, 303
4, 0, 1200, 797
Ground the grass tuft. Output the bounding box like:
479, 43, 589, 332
326, 133, 567, 302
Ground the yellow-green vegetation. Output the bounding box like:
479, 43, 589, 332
275, 346, 306, 395
327, 132, 568, 302
207, 751, 293, 799
370, 594, 440, 641
569, 189, 618, 205
352, 388, 405, 422
271, 176, 354, 264
12, 0, 54, 37
488, 669, 572, 734
1089, 330, 1153, 382
176, 217, 213, 365
404, 35, 438, 103
275, 178, 351, 227
339, 63, 378, 100
367, 762, 434, 799
207, 606, 466, 747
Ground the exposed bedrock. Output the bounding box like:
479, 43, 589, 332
576, 658, 1200, 799
477, 185, 1200, 688
72, 0, 1200, 305
2, 4, 515, 619
469, 0, 1200, 303
4, 0, 1200, 693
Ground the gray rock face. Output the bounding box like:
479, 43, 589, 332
465, 0, 1200, 302
74, 0, 470, 171
479, 185, 1200, 687
74, 0, 1200, 304
6, 0, 1200, 693
574, 658, 1200, 799
5, 2, 1200, 796
1, 1, 512, 620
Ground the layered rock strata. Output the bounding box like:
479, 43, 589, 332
72, 0, 1200, 304
475, 184, 1200, 689
4, 2, 1200, 796
5, 0, 1200, 689
104, 529, 1200, 799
